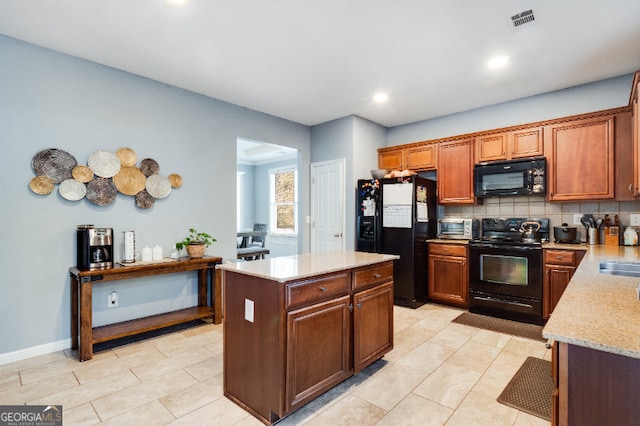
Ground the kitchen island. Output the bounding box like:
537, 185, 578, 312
542, 244, 640, 425
218, 251, 398, 425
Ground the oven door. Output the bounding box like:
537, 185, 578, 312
468, 243, 543, 324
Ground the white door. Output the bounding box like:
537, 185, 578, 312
311, 159, 345, 252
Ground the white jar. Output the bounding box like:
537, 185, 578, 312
141, 246, 152, 262
624, 227, 638, 246
152, 244, 163, 260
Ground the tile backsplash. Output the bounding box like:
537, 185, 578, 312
443, 196, 640, 243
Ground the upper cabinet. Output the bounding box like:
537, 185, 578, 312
475, 127, 544, 163
378, 142, 437, 172
405, 143, 437, 170
631, 72, 640, 197
437, 139, 475, 204
545, 115, 615, 201
378, 147, 403, 171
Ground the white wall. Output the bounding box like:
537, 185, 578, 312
0, 35, 310, 361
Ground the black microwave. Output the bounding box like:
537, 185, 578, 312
473, 157, 546, 197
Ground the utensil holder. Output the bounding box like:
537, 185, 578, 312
588, 228, 599, 245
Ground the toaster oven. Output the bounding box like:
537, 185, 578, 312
436, 218, 480, 240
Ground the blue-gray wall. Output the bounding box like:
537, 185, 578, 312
388, 74, 634, 145
310, 116, 386, 249
0, 35, 310, 360
236, 163, 255, 231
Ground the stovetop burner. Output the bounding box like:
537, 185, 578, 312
471, 217, 550, 246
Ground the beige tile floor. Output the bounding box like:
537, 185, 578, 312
0, 304, 551, 425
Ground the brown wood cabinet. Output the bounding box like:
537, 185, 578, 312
428, 243, 469, 307
437, 139, 475, 204
631, 71, 640, 197
552, 341, 640, 425
543, 249, 585, 319
405, 143, 437, 170
223, 260, 394, 424
545, 115, 615, 201
475, 127, 543, 163
378, 142, 437, 171
378, 147, 403, 170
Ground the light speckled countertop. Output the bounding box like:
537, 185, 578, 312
217, 251, 398, 283
542, 244, 640, 358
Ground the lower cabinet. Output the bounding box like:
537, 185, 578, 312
543, 249, 585, 319
224, 261, 394, 424
428, 242, 469, 308
286, 295, 352, 411
553, 341, 640, 425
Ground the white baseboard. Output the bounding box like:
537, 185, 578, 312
0, 339, 71, 366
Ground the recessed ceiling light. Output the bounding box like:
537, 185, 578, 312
373, 93, 388, 103
488, 55, 509, 69
165, 0, 189, 6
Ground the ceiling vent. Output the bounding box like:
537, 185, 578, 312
509, 9, 536, 29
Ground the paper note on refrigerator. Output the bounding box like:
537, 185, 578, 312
383, 205, 412, 228
362, 198, 375, 216
416, 202, 429, 222
382, 183, 412, 228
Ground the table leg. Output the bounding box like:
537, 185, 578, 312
79, 280, 93, 361
70, 275, 78, 350
198, 268, 207, 307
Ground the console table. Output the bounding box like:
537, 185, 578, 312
69, 256, 222, 361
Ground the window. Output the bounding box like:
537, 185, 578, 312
270, 166, 297, 234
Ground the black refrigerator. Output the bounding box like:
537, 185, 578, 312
356, 175, 437, 308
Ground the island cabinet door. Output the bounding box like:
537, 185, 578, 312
353, 281, 394, 372
285, 295, 352, 413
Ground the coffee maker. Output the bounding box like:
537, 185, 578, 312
77, 225, 114, 269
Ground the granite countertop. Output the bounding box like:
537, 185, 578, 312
217, 250, 398, 283
542, 244, 640, 359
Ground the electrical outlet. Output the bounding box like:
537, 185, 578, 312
573, 214, 583, 225
631, 214, 640, 226
108, 291, 118, 308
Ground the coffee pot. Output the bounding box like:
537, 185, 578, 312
520, 221, 541, 243
77, 225, 114, 269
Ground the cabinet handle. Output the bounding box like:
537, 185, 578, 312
373, 273, 382, 278
356, 302, 362, 309
318, 287, 327, 292
556, 257, 563, 260
630, 184, 636, 192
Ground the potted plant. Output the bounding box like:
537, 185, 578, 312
175, 228, 216, 258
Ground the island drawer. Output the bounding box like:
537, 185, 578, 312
286, 272, 350, 309
352, 262, 394, 290
544, 249, 577, 266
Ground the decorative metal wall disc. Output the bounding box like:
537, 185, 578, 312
140, 158, 160, 176
29, 175, 55, 195
145, 174, 171, 198
72, 165, 94, 183
86, 178, 118, 206
116, 147, 137, 167
59, 179, 87, 201
32, 149, 77, 183
168, 173, 183, 188
88, 150, 121, 178
113, 166, 146, 196
135, 189, 155, 209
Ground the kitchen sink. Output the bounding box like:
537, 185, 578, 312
599, 261, 640, 278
